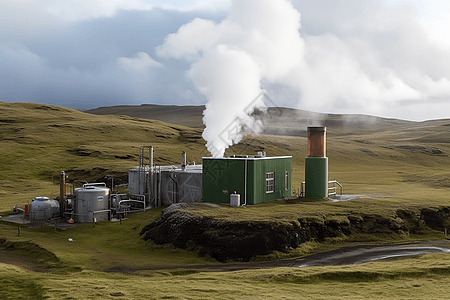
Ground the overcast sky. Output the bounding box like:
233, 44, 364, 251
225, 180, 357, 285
1, 0, 450, 121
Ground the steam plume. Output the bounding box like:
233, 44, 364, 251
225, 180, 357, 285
157, 0, 450, 155
157, 0, 304, 157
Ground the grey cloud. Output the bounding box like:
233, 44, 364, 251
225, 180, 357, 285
0, 9, 223, 109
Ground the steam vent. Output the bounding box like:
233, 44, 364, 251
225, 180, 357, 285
305, 127, 328, 199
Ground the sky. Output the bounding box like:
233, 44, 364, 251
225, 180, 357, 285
1, 0, 450, 123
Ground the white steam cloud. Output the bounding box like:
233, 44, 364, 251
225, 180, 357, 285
157, 0, 304, 157
158, 0, 450, 154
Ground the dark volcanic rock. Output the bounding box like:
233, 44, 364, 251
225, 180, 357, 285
140, 205, 450, 262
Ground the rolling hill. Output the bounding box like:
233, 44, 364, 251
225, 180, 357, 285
3, 101, 450, 299
86, 103, 418, 136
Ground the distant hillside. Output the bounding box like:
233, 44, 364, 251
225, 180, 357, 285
86, 104, 417, 136
86, 104, 205, 128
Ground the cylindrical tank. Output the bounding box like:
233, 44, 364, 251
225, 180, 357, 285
305, 127, 328, 199
74, 184, 110, 223
305, 157, 328, 199
128, 168, 148, 195
29, 197, 60, 223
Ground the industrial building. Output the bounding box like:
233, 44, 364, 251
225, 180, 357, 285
202, 154, 292, 205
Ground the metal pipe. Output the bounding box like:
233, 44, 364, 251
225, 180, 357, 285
92, 209, 112, 221
243, 158, 248, 206
181, 151, 186, 171
149, 146, 154, 208
160, 170, 161, 207
60, 171, 66, 217
117, 200, 146, 214
118, 200, 145, 205
327, 180, 343, 195
64, 212, 88, 216
82, 182, 107, 188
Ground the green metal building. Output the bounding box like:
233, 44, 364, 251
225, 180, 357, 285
202, 156, 292, 205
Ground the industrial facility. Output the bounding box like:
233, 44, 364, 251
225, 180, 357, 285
128, 146, 202, 208
202, 154, 292, 205
4, 127, 342, 226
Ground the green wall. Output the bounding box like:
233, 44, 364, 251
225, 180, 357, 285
202, 156, 292, 205
305, 157, 328, 199
202, 159, 245, 203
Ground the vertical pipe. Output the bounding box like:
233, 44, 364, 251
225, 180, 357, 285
59, 171, 66, 218
181, 151, 187, 171
149, 146, 154, 208
158, 170, 162, 207
244, 158, 248, 205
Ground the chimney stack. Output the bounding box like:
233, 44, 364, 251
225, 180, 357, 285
305, 127, 328, 199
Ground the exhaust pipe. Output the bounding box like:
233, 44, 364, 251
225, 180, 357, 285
305, 127, 328, 199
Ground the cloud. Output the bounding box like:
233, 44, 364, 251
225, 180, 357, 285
156, 18, 219, 60
118, 52, 162, 73
159, 0, 232, 13
281, 0, 450, 120
0, 8, 216, 109
45, 0, 154, 21
1, 0, 450, 123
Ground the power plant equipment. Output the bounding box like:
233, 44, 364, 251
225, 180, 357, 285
73, 183, 110, 223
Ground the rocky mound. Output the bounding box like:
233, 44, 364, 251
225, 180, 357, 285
140, 205, 450, 262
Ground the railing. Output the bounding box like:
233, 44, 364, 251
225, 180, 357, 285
327, 180, 343, 196
299, 180, 343, 198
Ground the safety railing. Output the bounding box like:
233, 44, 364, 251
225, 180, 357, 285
299, 180, 343, 198
327, 180, 343, 196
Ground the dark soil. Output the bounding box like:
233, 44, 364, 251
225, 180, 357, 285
140, 205, 450, 262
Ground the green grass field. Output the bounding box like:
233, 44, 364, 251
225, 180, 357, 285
2, 101, 450, 299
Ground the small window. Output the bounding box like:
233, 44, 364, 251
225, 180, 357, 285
266, 172, 274, 193
285, 171, 289, 191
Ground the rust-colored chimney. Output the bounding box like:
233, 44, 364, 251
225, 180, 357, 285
308, 127, 326, 157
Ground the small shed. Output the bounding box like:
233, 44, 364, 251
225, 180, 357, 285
202, 155, 292, 205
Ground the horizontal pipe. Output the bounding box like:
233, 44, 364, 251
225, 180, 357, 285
92, 209, 111, 214
82, 183, 107, 188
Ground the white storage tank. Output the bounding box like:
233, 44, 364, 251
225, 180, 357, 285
74, 183, 110, 223
29, 197, 60, 224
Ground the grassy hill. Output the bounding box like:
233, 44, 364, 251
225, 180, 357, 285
2, 101, 450, 299
3, 101, 450, 216
85, 103, 415, 136
0, 102, 206, 211
86, 104, 205, 128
